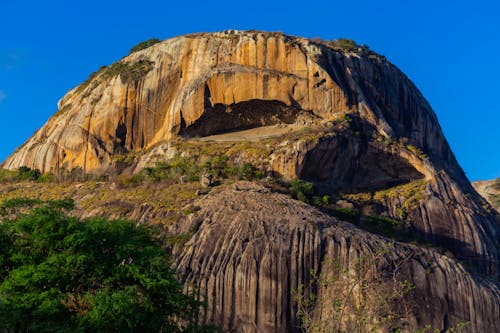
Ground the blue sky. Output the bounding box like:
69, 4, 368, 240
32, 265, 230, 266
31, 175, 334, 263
0, 0, 498, 181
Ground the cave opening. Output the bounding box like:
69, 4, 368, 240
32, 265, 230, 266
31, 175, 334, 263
180, 99, 318, 138
300, 137, 425, 193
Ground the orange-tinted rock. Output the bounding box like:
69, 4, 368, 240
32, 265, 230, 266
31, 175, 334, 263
3, 30, 499, 275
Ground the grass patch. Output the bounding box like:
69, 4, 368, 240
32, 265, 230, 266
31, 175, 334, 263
165, 232, 194, 247
182, 205, 201, 216
373, 180, 427, 213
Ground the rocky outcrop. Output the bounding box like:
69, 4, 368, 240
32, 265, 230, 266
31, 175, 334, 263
473, 179, 500, 212
2, 30, 499, 274
1, 30, 457, 178
171, 182, 500, 332
2, 30, 499, 331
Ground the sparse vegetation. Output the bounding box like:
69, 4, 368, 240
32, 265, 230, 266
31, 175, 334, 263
103, 60, 155, 83
328, 207, 359, 223
407, 145, 428, 160
0, 167, 53, 183
364, 215, 404, 237
140, 154, 264, 185
373, 180, 428, 213
289, 179, 315, 203
321, 38, 386, 60
293, 243, 416, 333
55, 103, 72, 116
75, 65, 108, 94
129, 38, 161, 54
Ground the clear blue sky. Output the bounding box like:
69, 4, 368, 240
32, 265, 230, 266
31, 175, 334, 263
1, 0, 498, 181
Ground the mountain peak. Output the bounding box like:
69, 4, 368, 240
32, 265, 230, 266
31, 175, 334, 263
3, 31, 499, 276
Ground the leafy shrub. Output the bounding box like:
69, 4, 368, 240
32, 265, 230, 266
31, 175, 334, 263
363, 215, 403, 237
0, 167, 49, 183
0, 203, 211, 332
311, 195, 330, 207
289, 179, 315, 203
337, 38, 357, 50
130, 38, 161, 54
103, 60, 154, 83
238, 162, 264, 180
329, 207, 359, 223
17, 166, 41, 181
141, 154, 264, 185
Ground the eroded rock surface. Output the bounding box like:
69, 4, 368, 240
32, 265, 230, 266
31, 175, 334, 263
171, 182, 500, 333
473, 179, 500, 212
2, 31, 499, 331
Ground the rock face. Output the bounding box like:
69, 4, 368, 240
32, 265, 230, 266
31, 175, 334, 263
2, 30, 452, 175
171, 182, 499, 333
3, 30, 498, 275
473, 179, 500, 212
2, 30, 499, 331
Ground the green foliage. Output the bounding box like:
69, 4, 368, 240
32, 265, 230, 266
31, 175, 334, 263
329, 207, 359, 223
0, 205, 210, 332
0, 197, 43, 215
103, 60, 155, 83
238, 162, 264, 180
17, 166, 41, 181
311, 195, 330, 207
325, 38, 385, 60
0, 168, 19, 182
336, 38, 357, 50
130, 38, 161, 54
289, 180, 315, 203
374, 180, 427, 211
140, 154, 264, 185
142, 156, 201, 183
363, 215, 403, 236
165, 232, 194, 247
0, 167, 55, 183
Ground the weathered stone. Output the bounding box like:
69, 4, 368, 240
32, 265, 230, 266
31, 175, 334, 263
170, 182, 500, 333
1, 30, 499, 331
200, 173, 213, 188
335, 199, 354, 209
473, 178, 500, 212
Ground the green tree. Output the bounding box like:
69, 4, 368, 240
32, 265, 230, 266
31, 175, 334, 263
129, 38, 161, 54
0, 200, 212, 332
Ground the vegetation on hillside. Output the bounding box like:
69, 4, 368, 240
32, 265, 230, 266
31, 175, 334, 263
0, 166, 52, 183
103, 60, 155, 83
293, 244, 469, 333
130, 38, 161, 54
0, 200, 214, 332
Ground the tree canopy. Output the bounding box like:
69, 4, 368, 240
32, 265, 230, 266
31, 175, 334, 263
0, 199, 210, 332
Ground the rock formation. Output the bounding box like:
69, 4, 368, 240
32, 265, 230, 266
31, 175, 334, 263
473, 178, 500, 212
171, 182, 499, 332
3, 30, 498, 274
2, 30, 499, 332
